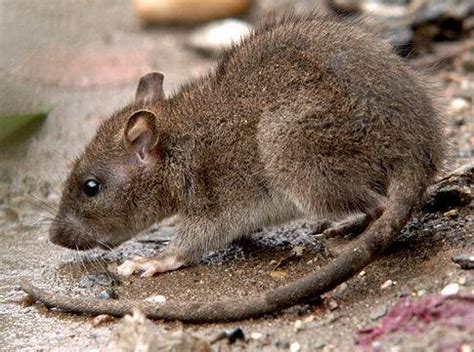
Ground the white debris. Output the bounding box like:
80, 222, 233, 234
441, 283, 460, 296
144, 295, 167, 304
362, 2, 407, 17
449, 98, 470, 114
92, 314, 114, 326
380, 280, 395, 289
250, 332, 263, 340
290, 342, 301, 352
189, 19, 251, 55
294, 319, 303, 332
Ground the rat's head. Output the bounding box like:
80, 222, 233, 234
50, 72, 176, 250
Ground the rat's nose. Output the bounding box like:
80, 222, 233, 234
49, 220, 64, 246
49, 218, 95, 250
49, 221, 74, 248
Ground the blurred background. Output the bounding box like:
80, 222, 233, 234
0, 1, 472, 350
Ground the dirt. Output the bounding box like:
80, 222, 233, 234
0, 0, 473, 351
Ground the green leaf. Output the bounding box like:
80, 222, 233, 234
0, 111, 49, 142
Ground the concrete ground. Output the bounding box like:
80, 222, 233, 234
0, 0, 472, 351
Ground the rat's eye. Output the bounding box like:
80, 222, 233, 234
83, 179, 101, 197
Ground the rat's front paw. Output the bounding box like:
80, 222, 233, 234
117, 254, 184, 277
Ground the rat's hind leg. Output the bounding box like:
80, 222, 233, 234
321, 206, 385, 238
275, 170, 387, 241
305, 218, 333, 234
258, 105, 389, 240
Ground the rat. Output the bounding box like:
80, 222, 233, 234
22, 12, 445, 322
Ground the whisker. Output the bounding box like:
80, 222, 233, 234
76, 245, 89, 275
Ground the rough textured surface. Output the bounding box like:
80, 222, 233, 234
0, 0, 473, 351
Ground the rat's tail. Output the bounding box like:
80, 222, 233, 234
21, 168, 429, 322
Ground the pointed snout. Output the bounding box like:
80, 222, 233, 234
49, 215, 97, 251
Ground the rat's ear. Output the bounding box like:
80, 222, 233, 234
135, 72, 165, 104
123, 109, 159, 163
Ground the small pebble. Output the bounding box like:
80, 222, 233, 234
327, 298, 339, 311
380, 280, 394, 289
303, 315, 315, 323
270, 270, 288, 280
97, 288, 119, 300
417, 289, 426, 297
144, 295, 166, 304
443, 209, 458, 218
250, 332, 263, 340
314, 339, 325, 349
92, 314, 114, 326
441, 283, 460, 296
290, 342, 301, 352
359, 271, 366, 277
294, 319, 303, 332
372, 341, 382, 351
335, 282, 348, 294
449, 98, 470, 114
458, 277, 467, 285
211, 327, 245, 344
227, 328, 245, 344
291, 246, 305, 257
370, 305, 388, 321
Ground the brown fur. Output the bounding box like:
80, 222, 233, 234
27, 13, 445, 322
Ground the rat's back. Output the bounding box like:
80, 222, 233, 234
206, 13, 446, 218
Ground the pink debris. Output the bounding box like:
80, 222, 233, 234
357, 295, 474, 347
